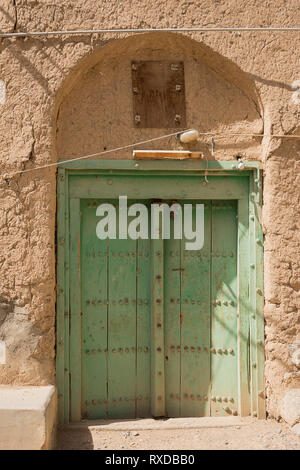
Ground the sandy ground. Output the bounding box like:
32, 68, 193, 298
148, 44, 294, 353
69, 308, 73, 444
57, 418, 300, 450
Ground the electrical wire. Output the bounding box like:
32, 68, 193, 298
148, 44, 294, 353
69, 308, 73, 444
3, 130, 300, 181
1, 27, 300, 38
3, 129, 190, 180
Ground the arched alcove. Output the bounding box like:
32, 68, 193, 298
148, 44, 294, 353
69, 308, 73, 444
54, 33, 267, 423
54, 33, 263, 161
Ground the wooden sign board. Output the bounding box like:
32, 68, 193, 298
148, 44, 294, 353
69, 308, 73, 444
131, 61, 186, 129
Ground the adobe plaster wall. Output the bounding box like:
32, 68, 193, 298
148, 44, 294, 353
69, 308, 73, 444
0, 1, 299, 420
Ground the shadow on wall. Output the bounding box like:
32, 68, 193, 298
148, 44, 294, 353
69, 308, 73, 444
54, 32, 264, 160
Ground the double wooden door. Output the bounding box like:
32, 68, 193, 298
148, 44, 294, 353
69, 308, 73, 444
80, 199, 238, 419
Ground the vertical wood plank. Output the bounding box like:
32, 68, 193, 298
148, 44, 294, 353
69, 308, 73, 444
180, 201, 211, 416
136, 234, 151, 417
69, 197, 82, 422
56, 168, 65, 424
64, 170, 70, 423
237, 197, 251, 416
211, 201, 239, 417
81, 199, 108, 419
107, 200, 137, 418
151, 237, 165, 416
164, 213, 181, 417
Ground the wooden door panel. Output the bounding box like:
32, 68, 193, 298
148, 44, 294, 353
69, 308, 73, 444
180, 202, 211, 417
136, 238, 151, 417
107, 233, 137, 418
211, 201, 238, 416
81, 200, 108, 419
81, 199, 151, 419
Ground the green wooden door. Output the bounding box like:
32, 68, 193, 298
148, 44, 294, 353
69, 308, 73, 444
81, 199, 151, 419
164, 200, 238, 417
164, 200, 210, 416
57, 162, 265, 424
79, 197, 238, 419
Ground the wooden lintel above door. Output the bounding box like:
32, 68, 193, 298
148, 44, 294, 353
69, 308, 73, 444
133, 150, 204, 159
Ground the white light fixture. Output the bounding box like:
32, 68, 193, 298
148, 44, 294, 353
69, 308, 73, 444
179, 129, 199, 143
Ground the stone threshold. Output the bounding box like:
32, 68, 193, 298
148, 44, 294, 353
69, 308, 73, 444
65, 416, 254, 432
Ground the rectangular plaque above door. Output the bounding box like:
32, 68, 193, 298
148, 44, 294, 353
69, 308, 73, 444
131, 61, 186, 128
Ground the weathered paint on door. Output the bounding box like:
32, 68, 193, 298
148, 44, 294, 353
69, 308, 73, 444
80, 198, 238, 419
165, 201, 238, 417
81, 200, 151, 419
56, 161, 265, 423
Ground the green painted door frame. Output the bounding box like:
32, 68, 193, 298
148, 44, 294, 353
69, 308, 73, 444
56, 159, 265, 423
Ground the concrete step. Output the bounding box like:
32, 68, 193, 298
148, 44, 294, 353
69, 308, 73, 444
0, 385, 56, 450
